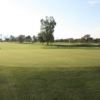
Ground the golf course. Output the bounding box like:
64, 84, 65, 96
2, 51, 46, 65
0, 42, 100, 100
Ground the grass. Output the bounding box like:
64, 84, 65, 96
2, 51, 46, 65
0, 42, 100, 100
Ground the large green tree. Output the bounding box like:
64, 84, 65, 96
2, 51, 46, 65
38, 16, 56, 45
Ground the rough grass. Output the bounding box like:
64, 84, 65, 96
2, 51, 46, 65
0, 43, 100, 100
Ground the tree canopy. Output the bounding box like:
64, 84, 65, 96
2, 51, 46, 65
38, 16, 56, 45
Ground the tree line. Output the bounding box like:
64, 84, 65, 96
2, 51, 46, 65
1, 34, 100, 44
3, 35, 37, 43
0, 16, 56, 45
0, 16, 100, 44
55, 34, 100, 43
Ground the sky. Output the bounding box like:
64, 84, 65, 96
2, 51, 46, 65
0, 0, 100, 39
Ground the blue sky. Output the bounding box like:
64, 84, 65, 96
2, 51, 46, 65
0, 0, 100, 39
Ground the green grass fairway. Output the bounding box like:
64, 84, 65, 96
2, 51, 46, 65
0, 43, 100, 100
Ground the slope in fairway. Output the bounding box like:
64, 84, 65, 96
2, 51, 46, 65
0, 43, 100, 100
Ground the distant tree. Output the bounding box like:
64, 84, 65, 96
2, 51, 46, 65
0, 39, 2, 42
25, 35, 32, 42
81, 34, 93, 43
68, 38, 74, 43
17, 35, 25, 43
38, 32, 45, 43
39, 16, 56, 45
5, 38, 10, 42
94, 38, 100, 43
0, 34, 2, 42
33, 35, 37, 42
82, 34, 91, 40
9, 35, 16, 42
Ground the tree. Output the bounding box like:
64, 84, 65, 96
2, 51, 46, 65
33, 35, 37, 42
5, 38, 10, 42
17, 35, 25, 43
81, 34, 93, 43
38, 16, 56, 45
82, 34, 91, 40
0, 34, 2, 42
9, 35, 16, 42
25, 35, 32, 42
38, 32, 45, 43
94, 38, 100, 43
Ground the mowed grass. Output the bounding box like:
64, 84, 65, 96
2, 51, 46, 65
0, 43, 100, 100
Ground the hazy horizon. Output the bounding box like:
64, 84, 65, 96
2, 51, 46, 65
0, 0, 100, 39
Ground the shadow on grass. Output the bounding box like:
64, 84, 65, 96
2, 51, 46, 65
43, 44, 100, 49
0, 67, 100, 100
